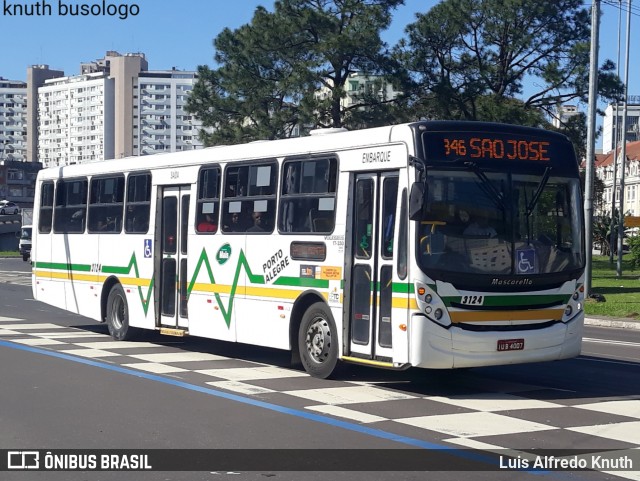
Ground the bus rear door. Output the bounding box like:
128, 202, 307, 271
157, 186, 191, 331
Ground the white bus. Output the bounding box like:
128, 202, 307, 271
31, 121, 585, 378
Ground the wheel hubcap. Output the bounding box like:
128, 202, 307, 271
306, 317, 331, 363
110, 294, 125, 330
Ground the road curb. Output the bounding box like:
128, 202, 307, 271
585, 317, 640, 330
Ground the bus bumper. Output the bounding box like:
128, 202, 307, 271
409, 313, 583, 369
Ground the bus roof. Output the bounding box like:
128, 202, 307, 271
36, 121, 571, 180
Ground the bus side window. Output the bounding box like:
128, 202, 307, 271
125, 173, 151, 234
278, 157, 337, 234
222, 161, 277, 234
88, 175, 124, 233
54, 178, 88, 234
196, 166, 220, 234
38, 181, 55, 234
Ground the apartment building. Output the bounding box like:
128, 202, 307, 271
314, 72, 400, 115
551, 104, 580, 129
37, 72, 115, 167
0, 160, 42, 203
27, 65, 65, 163
26, 52, 203, 168
0, 78, 27, 163
601, 98, 640, 154
133, 70, 203, 156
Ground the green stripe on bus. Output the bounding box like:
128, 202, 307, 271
392, 282, 414, 294
34, 261, 91, 272
187, 247, 266, 328
274, 276, 329, 289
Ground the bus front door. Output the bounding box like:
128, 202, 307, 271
347, 172, 398, 362
158, 186, 190, 331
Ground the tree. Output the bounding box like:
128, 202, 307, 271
397, 0, 623, 126
186, 7, 306, 145
591, 207, 633, 257
186, 0, 405, 145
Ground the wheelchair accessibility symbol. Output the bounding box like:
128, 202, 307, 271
144, 239, 152, 258
517, 248, 536, 274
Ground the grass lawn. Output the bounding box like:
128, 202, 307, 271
586, 255, 640, 320
0, 251, 20, 257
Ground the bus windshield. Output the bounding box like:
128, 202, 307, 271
417, 168, 584, 276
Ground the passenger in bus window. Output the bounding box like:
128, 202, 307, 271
447, 208, 471, 235
224, 212, 242, 232
315, 164, 331, 193
197, 213, 217, 233
463, 210, 497, 238
125, 205, 136, 231
247, 210, 265, 232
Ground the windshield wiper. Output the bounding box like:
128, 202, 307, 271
525, 166, 552, 217
464, 162, 505, 211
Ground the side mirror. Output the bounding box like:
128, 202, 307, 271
409, 182, 426, 221
15, 230, 21, 239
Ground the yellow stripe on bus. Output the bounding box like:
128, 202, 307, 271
341, 356, 396, 368
392, 297, 418, 309
34, 270, 416, 309
118, 277, 153, 287
449, 308, 564, 323
34, 270, 150, 287
33, 270, 99, 283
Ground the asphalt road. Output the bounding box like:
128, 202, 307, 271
0, 258, 638, 481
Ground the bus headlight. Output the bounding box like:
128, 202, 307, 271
563, 286, 584, 323
414, 282, 451, 327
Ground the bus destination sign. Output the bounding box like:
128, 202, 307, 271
424, 132, 552, 162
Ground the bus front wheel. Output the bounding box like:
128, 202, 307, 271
298, 302, 339, 379
106, 284, 137, 341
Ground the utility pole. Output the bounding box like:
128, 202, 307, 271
610, 0, 623, 265
584, 0, 600, 298
617, 0, 632, 278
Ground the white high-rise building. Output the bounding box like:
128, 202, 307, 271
28, 52, 204, 166
602, 99, 640, 154
133, 70, 204, 156
314, 72, 401, 124
0, 78, 27, 162
38, 72, 115, 167
551, 104, 579, 129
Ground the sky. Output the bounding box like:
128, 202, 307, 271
1, 0, 639, 147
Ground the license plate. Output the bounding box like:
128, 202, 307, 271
497, 339, 524, 351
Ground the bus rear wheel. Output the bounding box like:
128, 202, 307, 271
298, 302, 339, 379
106, 284, 137, 341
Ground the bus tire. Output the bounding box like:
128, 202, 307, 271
298, 302, 339, 379
106, 284, 137, 341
